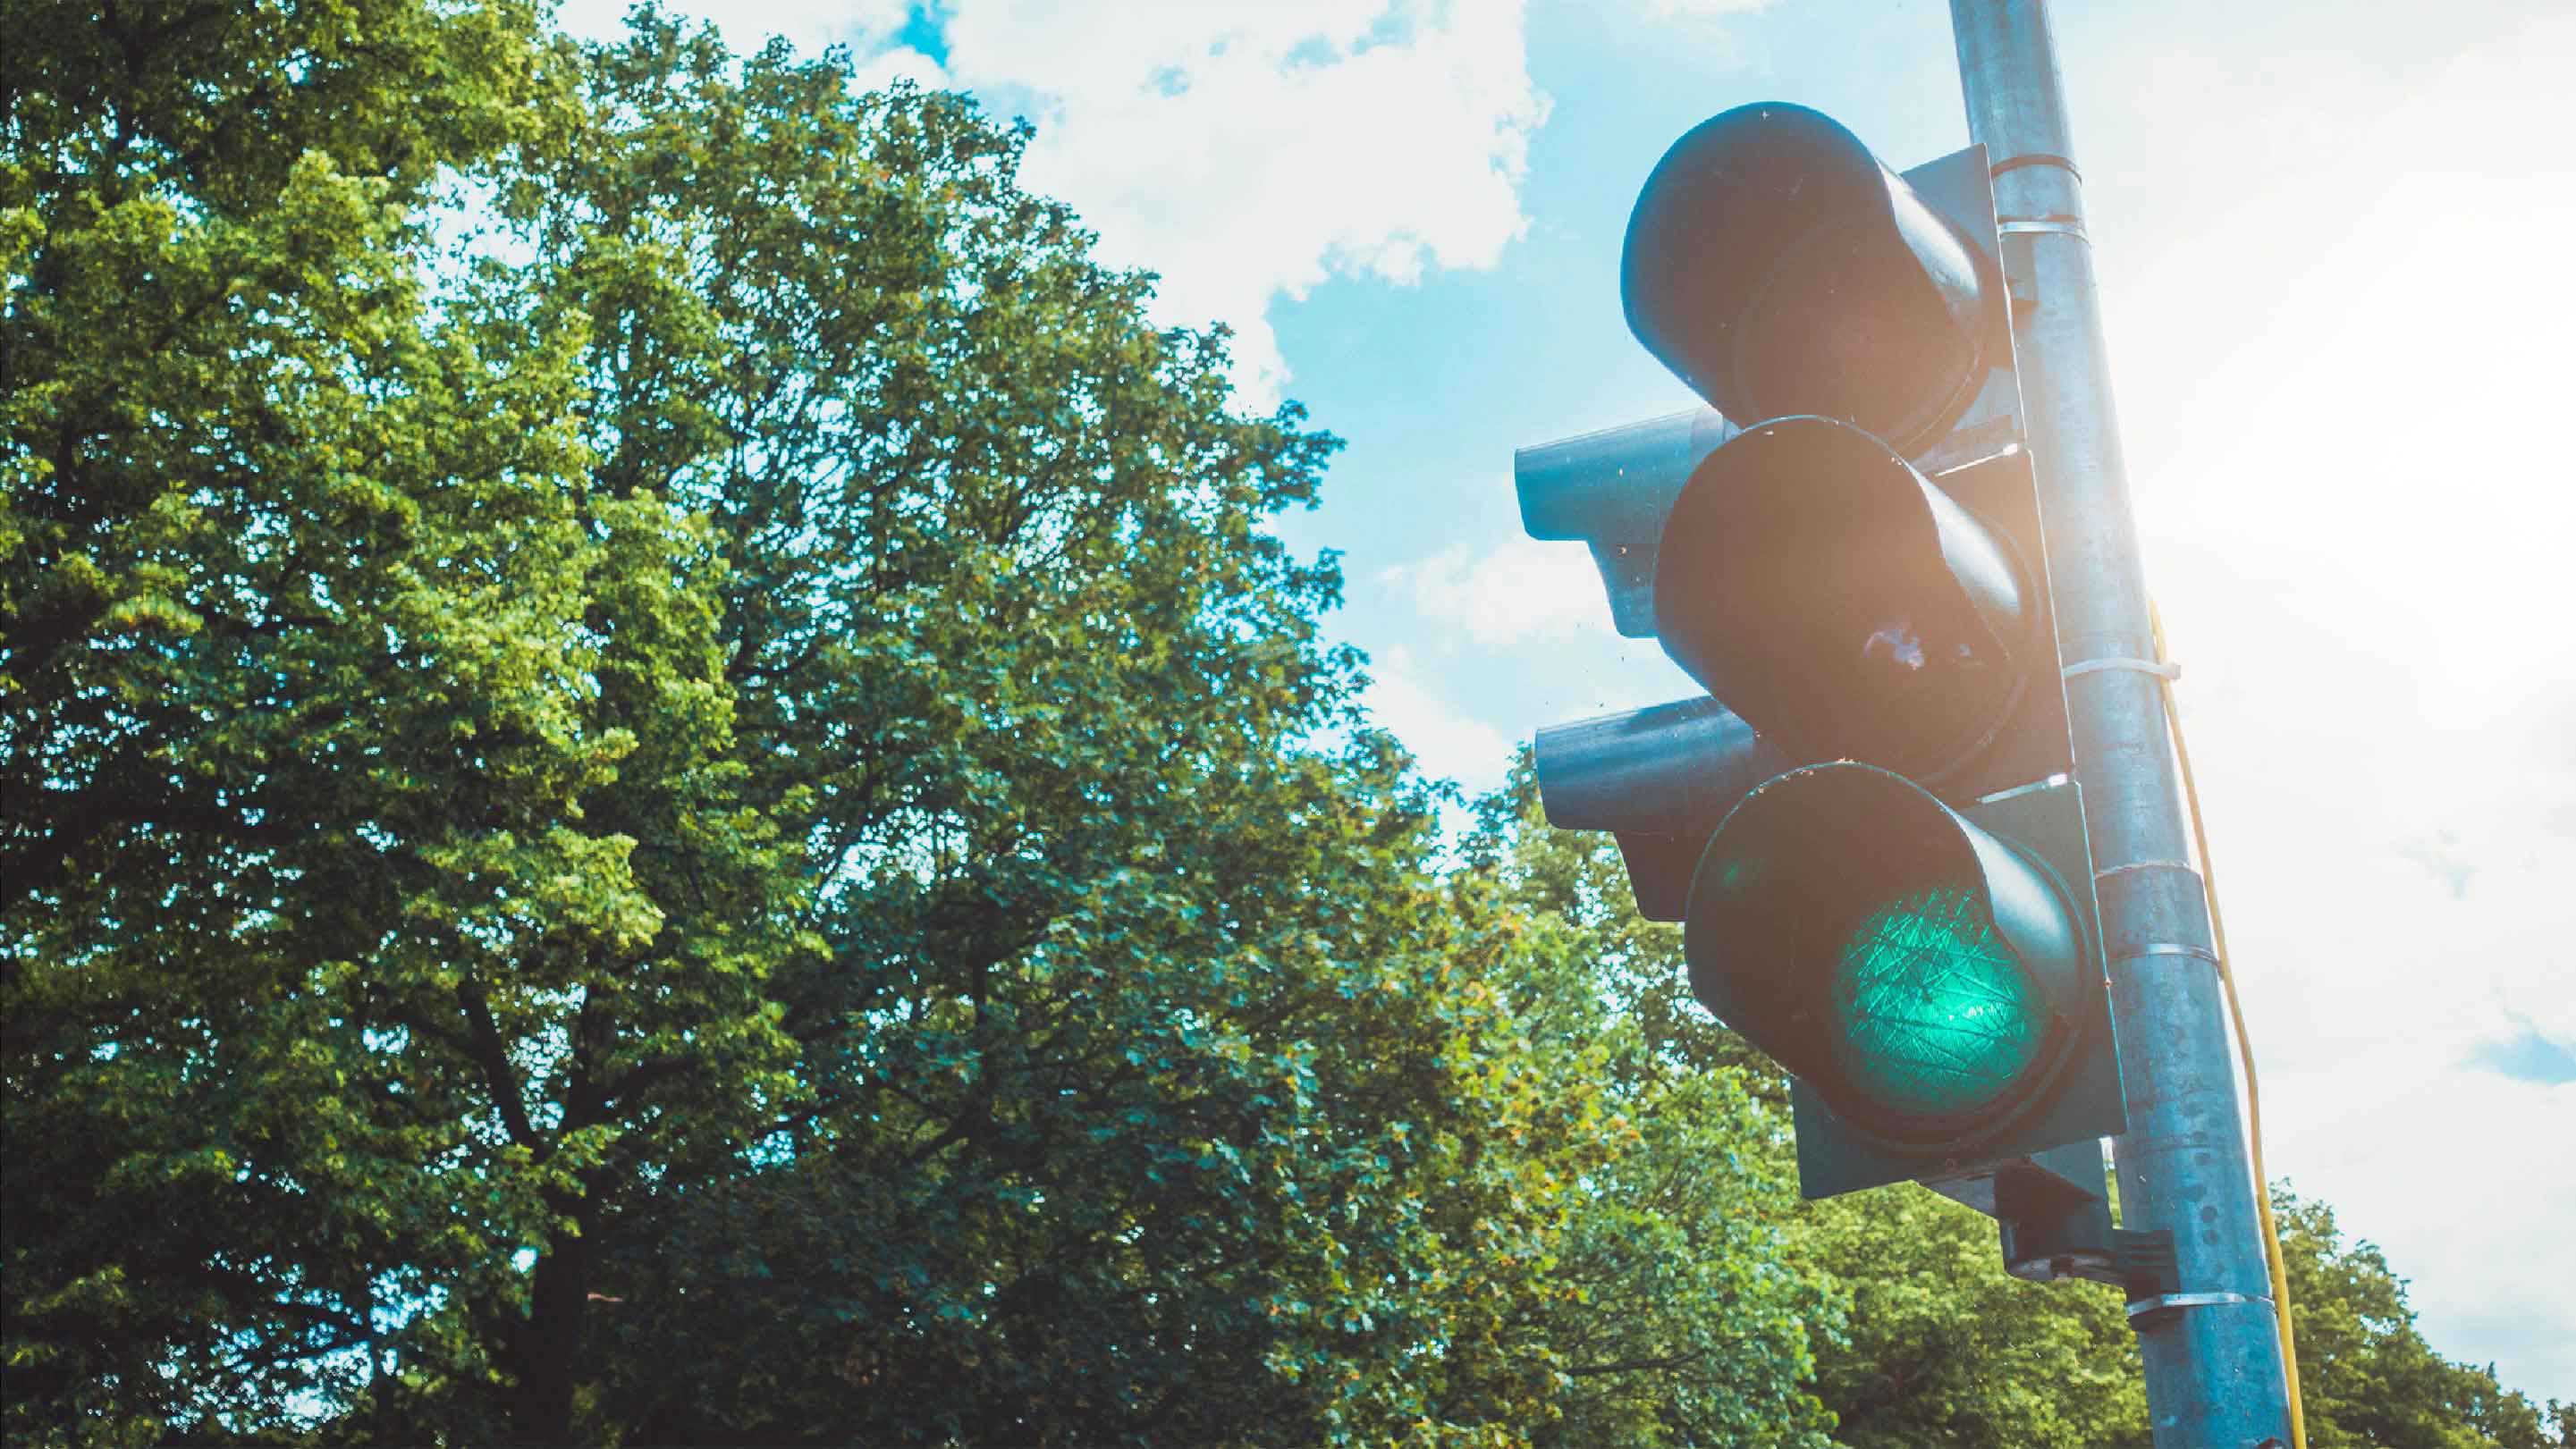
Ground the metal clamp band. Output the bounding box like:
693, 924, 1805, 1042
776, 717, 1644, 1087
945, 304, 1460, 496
2126, 1291, 2269, 1320
2063, 655, 2178, 680
1999, 217, 2090, 242
1992, 152, 2082, 181
2094, 859, 2198, 883
2112, 943, 2221, 967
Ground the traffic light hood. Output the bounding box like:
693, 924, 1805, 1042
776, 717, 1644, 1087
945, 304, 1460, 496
1622, 102, 1994, 453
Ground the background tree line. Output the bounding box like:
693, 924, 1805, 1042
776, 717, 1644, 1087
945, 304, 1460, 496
4, 1, 2563, 1443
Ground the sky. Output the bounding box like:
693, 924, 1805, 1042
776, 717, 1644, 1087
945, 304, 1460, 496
560, 0, 2576, 1404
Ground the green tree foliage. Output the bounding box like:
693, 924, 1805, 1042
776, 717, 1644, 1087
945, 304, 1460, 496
6, 4, 2563, 1446
2276, 1190, 2570, 1449
0, 2, 761, 1438
4, 5, 1820, 1445
1457, 760, 1837, 1447
465, 16, 1654, 1445
1791, 1189, 2147, 1448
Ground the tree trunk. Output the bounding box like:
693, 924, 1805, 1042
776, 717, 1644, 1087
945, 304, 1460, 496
507, 1212, 592, 1444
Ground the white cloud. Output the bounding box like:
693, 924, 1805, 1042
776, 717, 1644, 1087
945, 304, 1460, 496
554, 2, 1548, 408
1641, 0, 1774, 16
1380, 535, 1613, 648
846, 41, 945, 93
555, 0, 911, 54
925, 0, 1547, 406
2144, 449, 2576, 1400
2269, 1065, 2576, 1389
2097, 9, 2576, 1395
1362, 645, 1515, 796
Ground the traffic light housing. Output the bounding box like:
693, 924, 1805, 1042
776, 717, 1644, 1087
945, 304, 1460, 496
1521, 101, 2140, 1271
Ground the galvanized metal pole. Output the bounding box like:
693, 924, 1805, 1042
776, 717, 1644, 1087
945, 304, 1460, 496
1946, 3, 2294, 1443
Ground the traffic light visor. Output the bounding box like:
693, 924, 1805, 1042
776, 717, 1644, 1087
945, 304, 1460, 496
1621, 103, 1992, 451
1685, 763, 2085, 1145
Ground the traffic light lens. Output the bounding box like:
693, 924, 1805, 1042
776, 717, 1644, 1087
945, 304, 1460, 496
1830, 884, 2044, 1119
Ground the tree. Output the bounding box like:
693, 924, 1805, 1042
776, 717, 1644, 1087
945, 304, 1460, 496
489, 17, 1669, 1442
6, 6, 1664, 1444
2273, 1188, 2570, 1449
0, 4, 770, 1442
1790, 1188, 2148, 1448
1457, 760, 1841, 1448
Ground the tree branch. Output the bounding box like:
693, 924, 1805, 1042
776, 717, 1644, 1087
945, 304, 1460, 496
456, 977, 540, 1151
1565, 1349, 1707, 1378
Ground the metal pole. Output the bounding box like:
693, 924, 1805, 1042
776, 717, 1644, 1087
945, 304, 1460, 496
1946, 3, 2294, 1443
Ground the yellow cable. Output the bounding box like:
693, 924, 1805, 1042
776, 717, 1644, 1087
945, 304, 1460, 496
2149, 601, 2307, 1449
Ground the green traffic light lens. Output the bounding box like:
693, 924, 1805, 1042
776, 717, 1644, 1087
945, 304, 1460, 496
1829, 884, 2045, 1120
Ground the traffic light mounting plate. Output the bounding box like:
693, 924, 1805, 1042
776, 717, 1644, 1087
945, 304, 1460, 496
1886, 138, 2078, 802
1931, 1136, 2181, 1297
1917, 443, 2075, 800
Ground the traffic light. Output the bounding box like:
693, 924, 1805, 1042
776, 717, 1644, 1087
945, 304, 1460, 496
1522, 101, 2147, 1275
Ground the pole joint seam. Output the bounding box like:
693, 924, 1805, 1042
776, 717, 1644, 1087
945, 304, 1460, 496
1998, 216, 2090, 243
1991, 151, 2082, 181
2112, 943, 2220, 967
2063, 654, 2176, 680
2125, 1291, 2271, 1320
2094, 859, 2197, 883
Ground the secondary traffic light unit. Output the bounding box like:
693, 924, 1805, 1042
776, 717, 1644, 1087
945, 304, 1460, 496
1523, 103, 2168, 1291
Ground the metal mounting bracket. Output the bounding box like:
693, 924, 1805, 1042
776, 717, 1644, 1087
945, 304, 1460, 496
2111, 1227, 2183, 1302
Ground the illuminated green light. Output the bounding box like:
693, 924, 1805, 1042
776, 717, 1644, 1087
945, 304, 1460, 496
1829, 884, 2043, 1120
